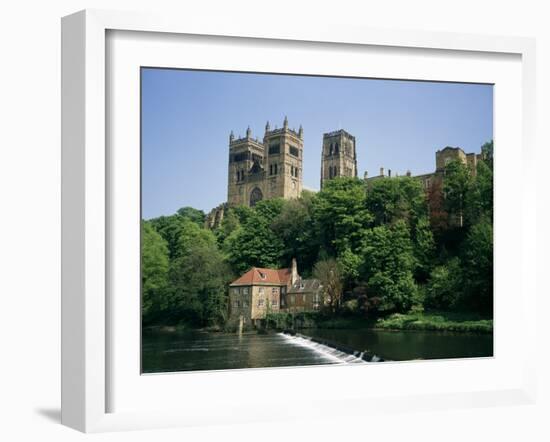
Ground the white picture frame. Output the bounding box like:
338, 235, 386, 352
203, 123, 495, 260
61, 9, 537, 433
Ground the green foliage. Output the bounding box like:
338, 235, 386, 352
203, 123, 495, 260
271, 191, 320, 275
359, 221, 417, 312
366, 176, 427, 227
314, 177, 373, 254
425, 257, 463, 310
141, 140, 493, 328
214, 207, 241, 245
465, 160, 493, 226
375, 311, 493, 333
141, 222, 170, 321
412, 216, 436, 281
169, 236, 232, 327
265, 311, 321, 330
176, 206, 206, 226
224, 199, 285, 274
336, 247, 362, 287
481, 140, 493, 171
443, 160, 474, 228
460, 219, 493, 315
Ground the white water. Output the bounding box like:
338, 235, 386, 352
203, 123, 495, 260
278, 332, 367, 364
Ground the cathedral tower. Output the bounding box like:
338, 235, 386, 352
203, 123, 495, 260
227, 117, 303, 207
320, 129, 357, 188
263, 116, 304, 202
227, 127, 266, 207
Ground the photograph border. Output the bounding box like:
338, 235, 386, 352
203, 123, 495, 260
61, 9, 537, 433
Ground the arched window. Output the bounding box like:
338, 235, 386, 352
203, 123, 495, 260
249, 187, 263, 207
334, 143, 339, 154
274, 164, 278, 175
334, 167, 338, 177
329, 143, 333, 156
329, 166, 333, 179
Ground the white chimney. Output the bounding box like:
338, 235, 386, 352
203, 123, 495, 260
291, 258, 298, 285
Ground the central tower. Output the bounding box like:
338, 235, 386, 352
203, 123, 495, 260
320, 129, 357, 188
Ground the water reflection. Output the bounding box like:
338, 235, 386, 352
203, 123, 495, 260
142, 327, 493, 373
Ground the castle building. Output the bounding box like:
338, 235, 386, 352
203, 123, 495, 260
227, 117, 304, 207
365, 146, 482, 191
320, 129, 357, 188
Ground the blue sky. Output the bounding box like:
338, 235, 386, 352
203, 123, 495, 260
141, 68, 493, 219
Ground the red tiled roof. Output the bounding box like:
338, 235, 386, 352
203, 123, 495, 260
230, 267, 292, 286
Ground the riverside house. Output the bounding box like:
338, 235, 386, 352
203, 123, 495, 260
229, 259, 323, 327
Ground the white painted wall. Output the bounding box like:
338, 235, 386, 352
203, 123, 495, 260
0, 0, 548, 440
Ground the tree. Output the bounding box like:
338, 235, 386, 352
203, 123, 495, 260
214, 207, 241, 245
443, 160, 473, 228
224, 199, 285, 274
460, 218, 493, 315
465, 160, 493, 226
175, 217, 218, 258
365, 176, 427, 227
141, 222, 170, 322
314, 177, 372, 255
313, 258, 343, 313
359, 220, 418, 312
271, 191, 320, 275
177, 206, 206, 226
426, 178, 449, 236
170, 232, 232, 327
412, 216, 436, 281
424, 257, 463, 310
481, 140, 493, 171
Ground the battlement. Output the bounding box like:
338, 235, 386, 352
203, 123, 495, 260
323, 129, 356, 141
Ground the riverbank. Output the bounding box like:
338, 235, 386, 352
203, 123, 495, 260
374, 312, 493, 334
266, 311, 493, 334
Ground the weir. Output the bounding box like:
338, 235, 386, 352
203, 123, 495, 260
278, 332, 384, 364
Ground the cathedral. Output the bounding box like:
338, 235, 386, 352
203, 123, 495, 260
204, 117, 480, 229
226, 117, 357, 209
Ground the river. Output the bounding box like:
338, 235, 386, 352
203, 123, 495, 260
142, 327, 493, 373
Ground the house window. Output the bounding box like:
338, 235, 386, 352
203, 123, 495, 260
243, 287, 249, 295
258, 298, 264, 307
281, 287, 286, 295
232, 288, 239, 295
281, 298, 285, 306
259, 288, 264, 295
234, 300, 240, 308
272, 299, 278, 307
272, 287, 278, 294
243, 300, 249, 308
